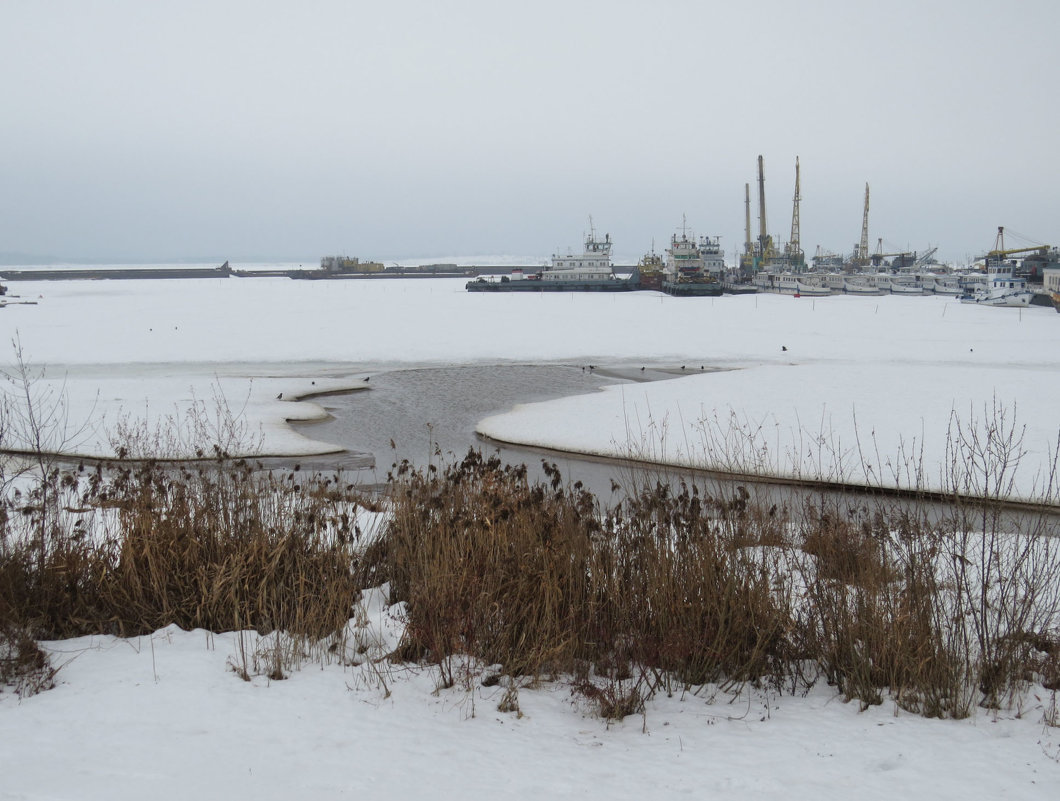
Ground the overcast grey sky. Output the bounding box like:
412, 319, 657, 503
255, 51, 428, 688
2, 0, 1057, 264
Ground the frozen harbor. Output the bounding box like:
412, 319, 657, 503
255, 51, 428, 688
0, 273, 1057, 501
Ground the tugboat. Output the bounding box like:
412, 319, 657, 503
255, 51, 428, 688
660, 219, 724, 297
634, 249, 665, 291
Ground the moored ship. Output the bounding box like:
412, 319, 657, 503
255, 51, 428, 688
752, 271, 832, 296
466, 222, 635, 292
660, 222, 724, 297
634, 250, 666, 291
959, 261, 1034, 307
958, 228, 1038, 307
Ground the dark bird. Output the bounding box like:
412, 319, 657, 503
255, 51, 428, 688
363, 376, 370, 382
680, 365, 685, 370
782, 345, 788, 352
276, 393, 283, 400
640, 366, 645, 372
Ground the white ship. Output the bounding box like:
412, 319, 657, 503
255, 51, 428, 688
959, 261, 1034, 307
542, 219, 617, 283
664, 219, 726, 278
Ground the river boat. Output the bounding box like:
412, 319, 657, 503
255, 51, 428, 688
753, 272, 832, 296
913, 273, 939, 293
958, 261, 1034, 307
843, 276, 887, 295
889, 275, 926, 295
819, 273, 847, 293
466, 222, 634, 292
931, 275, 962, 295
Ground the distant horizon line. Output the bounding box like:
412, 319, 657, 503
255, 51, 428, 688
0, 252, 551, 267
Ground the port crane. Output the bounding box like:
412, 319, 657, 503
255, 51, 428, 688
784, 157, 804, 267
986, 226, 1050, 259
741, 155, 804, 272
913, 247, 938, 268
757, 155, 776, 265
850, 184, 871, 267
870, 238, 913, 268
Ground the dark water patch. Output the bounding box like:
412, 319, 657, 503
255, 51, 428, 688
288, 364, 626, 489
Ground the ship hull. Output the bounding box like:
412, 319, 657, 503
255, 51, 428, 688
662, 279, 724, 297
466, 278, 634, 293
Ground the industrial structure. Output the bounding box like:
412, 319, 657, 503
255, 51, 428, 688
740, 155, 805, 274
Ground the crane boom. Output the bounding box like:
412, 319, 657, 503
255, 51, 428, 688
988, 226, 1050, 258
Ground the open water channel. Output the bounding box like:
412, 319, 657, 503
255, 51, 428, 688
286, 363, 659, 502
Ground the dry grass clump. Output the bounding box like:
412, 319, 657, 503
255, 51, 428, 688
595, 481, 795, 692
797, 503, 973, 716
0, 458, 372, 641
367, 452, 598, 684
0, 622, 56, 697
369, 452, 798, 709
